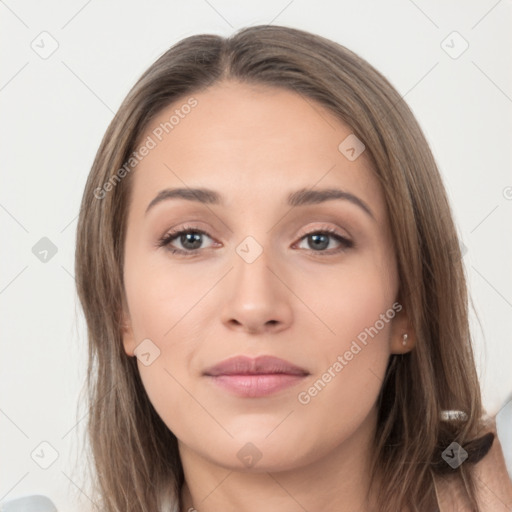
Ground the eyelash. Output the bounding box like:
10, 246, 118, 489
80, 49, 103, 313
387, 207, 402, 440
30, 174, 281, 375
157, 224, 354, 257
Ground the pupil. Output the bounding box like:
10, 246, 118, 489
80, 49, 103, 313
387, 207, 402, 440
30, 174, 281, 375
182, 232, 202, 249
310, 233, 328, 250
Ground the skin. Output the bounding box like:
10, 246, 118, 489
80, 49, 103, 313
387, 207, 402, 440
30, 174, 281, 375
121, 81, 416, 512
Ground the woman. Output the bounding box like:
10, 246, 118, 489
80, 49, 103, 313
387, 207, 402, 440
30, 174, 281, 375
75, 25, 512, 511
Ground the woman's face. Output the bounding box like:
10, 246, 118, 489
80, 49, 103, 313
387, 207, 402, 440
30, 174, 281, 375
121, 81, 409, 472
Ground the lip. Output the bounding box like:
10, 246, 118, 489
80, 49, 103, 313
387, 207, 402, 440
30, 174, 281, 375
203, 355, 309, 398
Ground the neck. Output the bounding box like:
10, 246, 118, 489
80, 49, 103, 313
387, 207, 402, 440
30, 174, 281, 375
179, 407, 381, 512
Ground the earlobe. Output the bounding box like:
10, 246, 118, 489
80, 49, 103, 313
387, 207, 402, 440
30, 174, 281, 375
389, 306, 416, 354
391, 331, 416, 354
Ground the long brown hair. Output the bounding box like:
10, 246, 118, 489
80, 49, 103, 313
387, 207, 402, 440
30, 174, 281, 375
75, 25, 492, 511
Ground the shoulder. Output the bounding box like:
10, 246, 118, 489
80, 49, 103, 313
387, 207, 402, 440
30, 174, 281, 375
434, 414, 512, 512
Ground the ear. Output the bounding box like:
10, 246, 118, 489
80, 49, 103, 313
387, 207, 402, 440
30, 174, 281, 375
120, 308, 136, 357
389, 302, 416, 354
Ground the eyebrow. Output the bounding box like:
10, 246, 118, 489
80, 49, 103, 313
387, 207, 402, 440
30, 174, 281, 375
145, 187, 375, 220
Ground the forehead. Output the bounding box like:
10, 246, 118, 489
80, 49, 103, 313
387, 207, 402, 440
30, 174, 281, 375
130, 81, 385, 220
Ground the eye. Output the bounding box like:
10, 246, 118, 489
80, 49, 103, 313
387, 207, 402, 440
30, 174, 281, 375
157, 225, 354, 257
157, 225, 217, 255
294, 227, 354, 255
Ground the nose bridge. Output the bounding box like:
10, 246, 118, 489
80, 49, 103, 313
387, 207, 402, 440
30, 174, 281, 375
233, 233, 278, 299
219, 230, 292, 333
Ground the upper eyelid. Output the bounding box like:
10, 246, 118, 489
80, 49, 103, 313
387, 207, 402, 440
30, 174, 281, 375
163, 223, 351, 240
296, 224, 350, 239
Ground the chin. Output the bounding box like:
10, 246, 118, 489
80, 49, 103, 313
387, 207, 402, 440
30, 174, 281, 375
183, 425, 318, 473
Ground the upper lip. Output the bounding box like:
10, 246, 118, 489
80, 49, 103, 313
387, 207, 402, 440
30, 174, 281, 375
203, 355, 309, 376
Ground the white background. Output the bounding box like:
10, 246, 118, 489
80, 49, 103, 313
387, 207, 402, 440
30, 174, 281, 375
1, 1, 511, 510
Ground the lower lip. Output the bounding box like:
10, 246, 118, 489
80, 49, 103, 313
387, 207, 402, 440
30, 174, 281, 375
206, 374, 307, 398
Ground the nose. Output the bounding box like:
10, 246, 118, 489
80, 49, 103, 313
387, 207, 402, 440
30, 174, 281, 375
220, 243, 293, 335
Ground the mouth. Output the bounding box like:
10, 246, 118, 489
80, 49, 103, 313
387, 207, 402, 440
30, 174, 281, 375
203, 355, 309, 398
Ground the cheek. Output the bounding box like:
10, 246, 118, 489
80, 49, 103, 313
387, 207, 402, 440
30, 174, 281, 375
287, 257, 395, 444
291, 251, 396, 353
122, 249, 215, 435
123, 243, 214, 343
